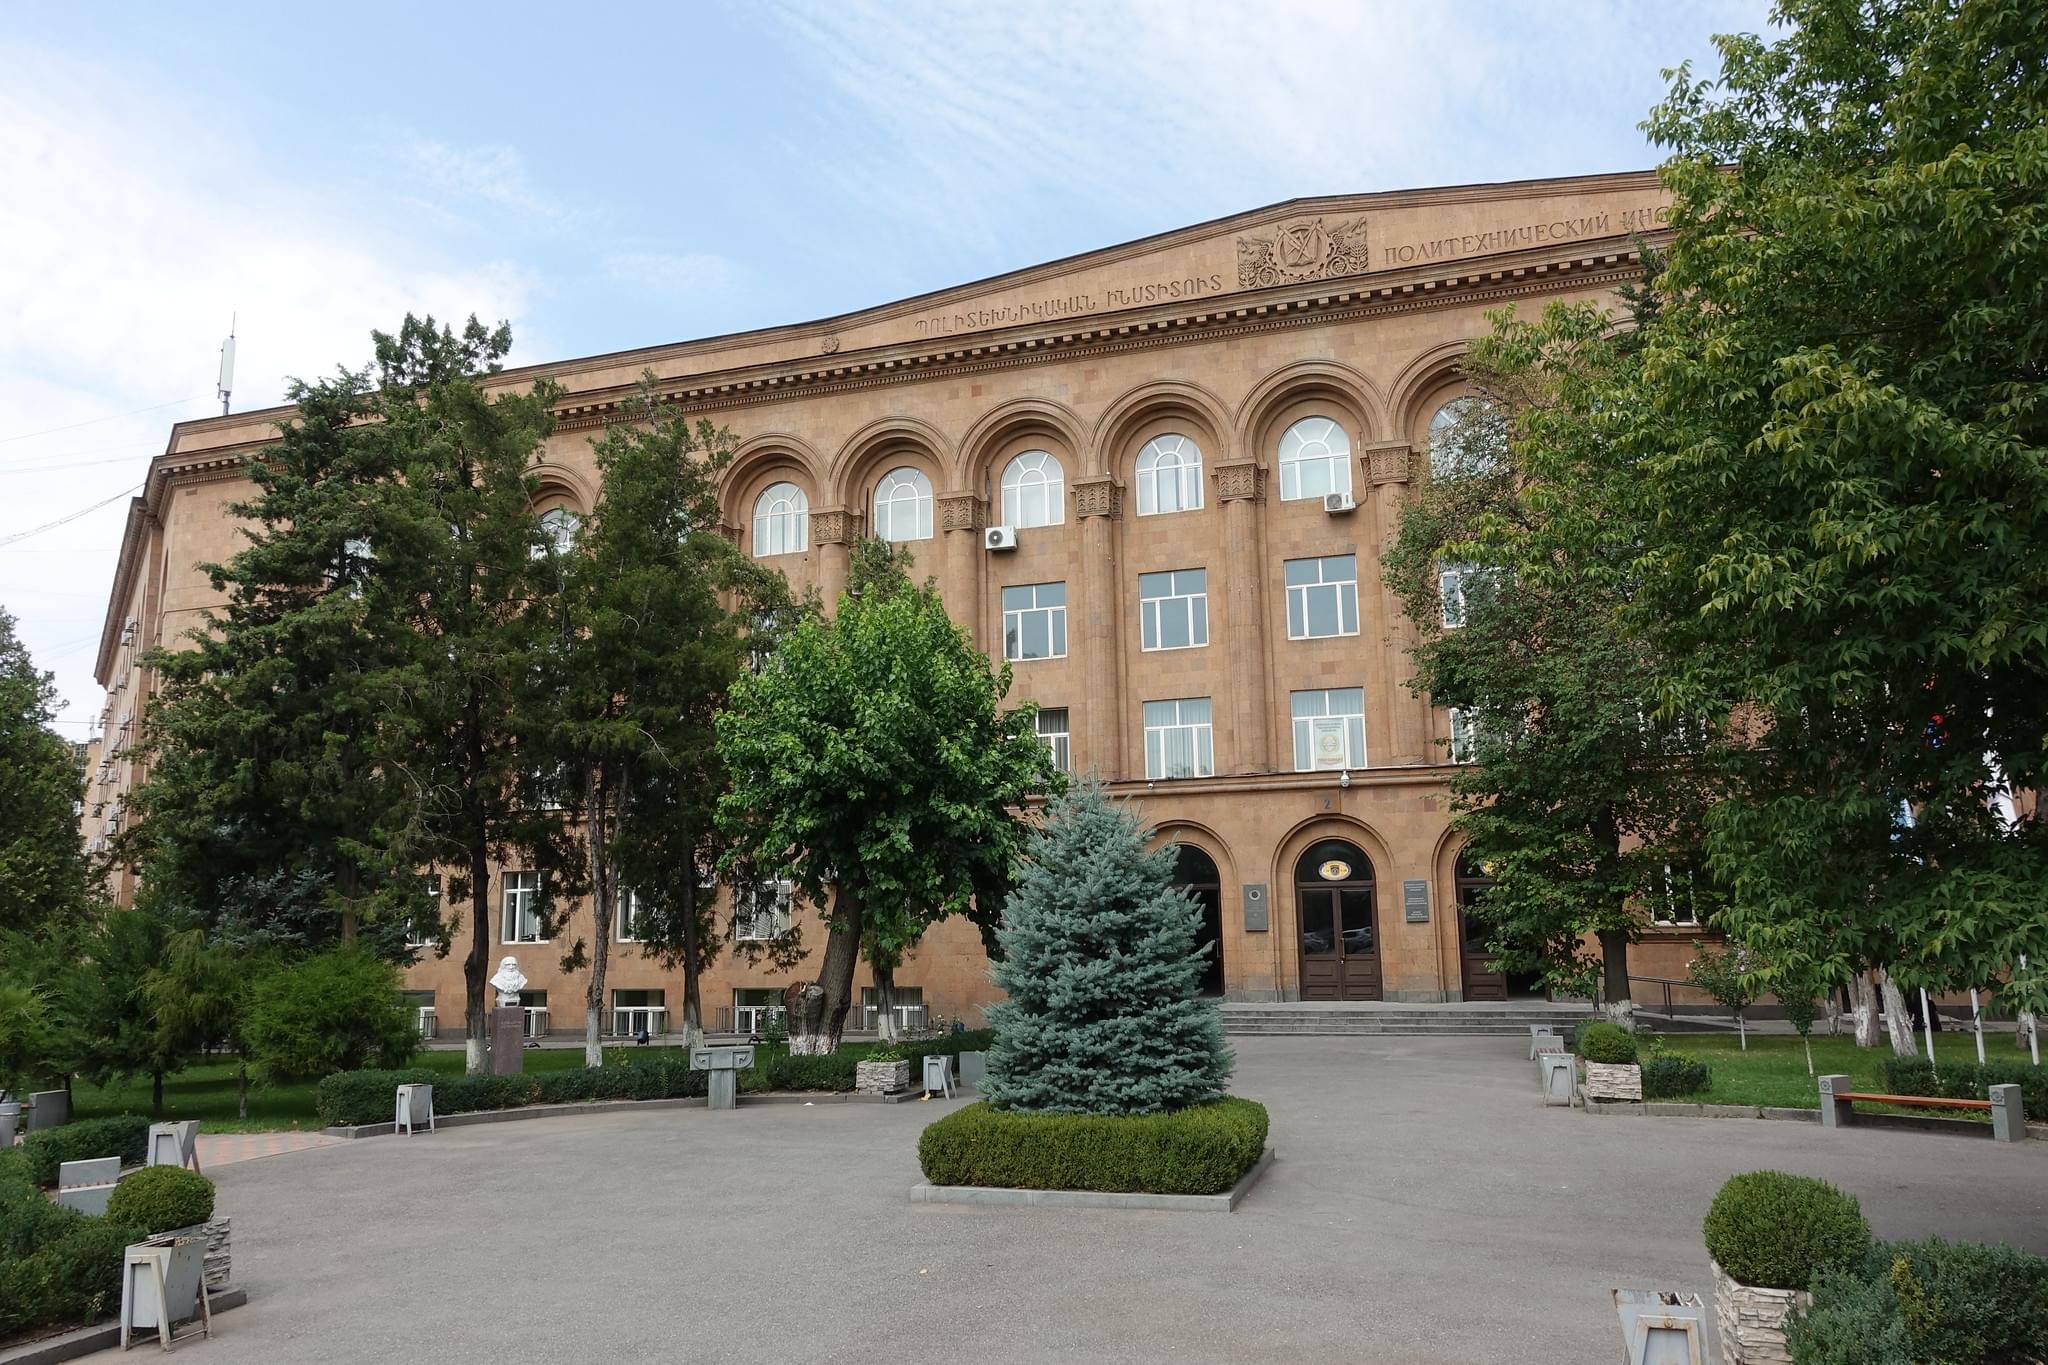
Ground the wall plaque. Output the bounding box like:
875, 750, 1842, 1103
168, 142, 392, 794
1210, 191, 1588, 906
1241, 884, 1268, 933
1403, 879, 1430, 924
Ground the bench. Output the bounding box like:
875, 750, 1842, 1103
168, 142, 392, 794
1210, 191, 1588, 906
1528, 1025, 1562, 1060
1817, 1074, 2024, 1142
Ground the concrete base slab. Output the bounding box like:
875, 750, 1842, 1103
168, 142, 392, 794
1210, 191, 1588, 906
910, 1147, 1273, 1213
0, 1286, 246, 1365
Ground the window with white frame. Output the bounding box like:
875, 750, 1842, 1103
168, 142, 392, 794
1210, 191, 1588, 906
1144, 698, 1214, 779
752, 482, 809, 557
1428, 397, 1505, 479
1135, 434, 1203, 515
407, 876, 442, 949
615, 890, 644, 943
1139, 569, 1209, 651
1001, 583, 1067, 661
611, 987, 666, 1037
1285, 555, 1359, 639
1291, 688, 1367, 770
1035, 707, 1070, 773
537, 508, 580, 557
737, 880, 793, 942
858, 985, 926, 1033
1439, 562, 1481, 628
1448, 708, 1480, 764
1650, 864, 1703, 926
1277, 417, 1353, 501
732, 987, 783, 1035
1000, 450, 1065, 528
873, 466, 933, 542
501, 870, 546, 943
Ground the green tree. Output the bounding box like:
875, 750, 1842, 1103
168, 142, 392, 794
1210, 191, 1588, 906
715, 543, 1058, 1054
128, 365, 428, 957
535, 377, 792, 1061
362, 316, 579, 1074
144, 930, 264, 1119
0, 607, 88, 937
1626, 0, 2048, 1040
242, 946, 416, 1082
0, 981, 51, 1100
66, 910, 178, 1113
1383, 295, 1722, 1014
980, 782, 1231, 1115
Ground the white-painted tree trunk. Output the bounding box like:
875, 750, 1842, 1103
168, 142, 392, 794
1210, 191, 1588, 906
1880, 974, 1918, 1059
466, 1036, 486, 1073
1851, 972, 1880, 1048
1601, 998, 1637, 1031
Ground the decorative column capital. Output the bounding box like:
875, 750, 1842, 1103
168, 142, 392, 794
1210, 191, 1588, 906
810, 506, 862, 545
716, 520, 743, 547
1214, 459, 1266, 504
1073, 475, 1124, 520
1363, 441, 1417, 487
938, 492, 987, 533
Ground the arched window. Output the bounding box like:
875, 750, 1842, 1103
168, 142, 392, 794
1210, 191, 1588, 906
1135, 434, 1203, 515
751, 482, 809, 557
873, 466, 933, 542
999, 450, 1065, 529
536, 508, 580, 557
1429, 397, 1504, 479
1277, 417, 1352, 501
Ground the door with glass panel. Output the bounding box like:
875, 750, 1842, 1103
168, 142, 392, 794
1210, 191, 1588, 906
1455, 851, 1506, 1001
1294, 840, 1381, 1000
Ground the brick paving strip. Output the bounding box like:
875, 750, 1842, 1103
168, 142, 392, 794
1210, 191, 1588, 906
194, 1131, 344, 1167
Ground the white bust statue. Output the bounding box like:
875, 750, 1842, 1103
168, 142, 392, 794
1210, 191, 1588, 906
489, 956, 528, 1009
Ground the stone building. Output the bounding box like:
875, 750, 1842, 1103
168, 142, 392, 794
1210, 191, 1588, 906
83, 169, 1715, 1039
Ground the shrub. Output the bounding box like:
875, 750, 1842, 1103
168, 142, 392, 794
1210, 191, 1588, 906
766, 1052, 857, 1092
104, 1166, 216, 1236
0, 1218, 137, 1340
1789, 1238, 2048, 1365
22, 1115, 151, 1188
315, 1067, 441, 1126
315, 1061, 708, 1127
918, 1098, 1268, 1194
1579, 1022, 1639, 1065
1642, 1052, 1712, 1098
1879, 1055, 2047, 1122
1703, 1170, 1872, 1290
243, 947, 418, 1083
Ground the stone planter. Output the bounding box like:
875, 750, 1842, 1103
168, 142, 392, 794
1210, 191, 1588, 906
1582, 1060, 1643, 1102
171, 1218, 232, 1289
1712, 1259, 1808, 1365
855, 1059, 910, 1096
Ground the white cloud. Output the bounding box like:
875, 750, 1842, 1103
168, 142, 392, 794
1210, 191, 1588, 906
602, 251, 744, 299
393, 137, 584, 229
0, 45, 546, 726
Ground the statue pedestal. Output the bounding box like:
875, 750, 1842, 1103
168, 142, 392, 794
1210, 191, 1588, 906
491, 1006, 524, 1076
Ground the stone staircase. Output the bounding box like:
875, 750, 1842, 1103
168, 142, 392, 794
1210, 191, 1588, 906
1219, 1001, 1595, 1037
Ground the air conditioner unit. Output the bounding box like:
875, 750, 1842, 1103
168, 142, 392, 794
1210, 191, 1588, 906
1323, 492, 1357, 514
984, 525, 1018, 551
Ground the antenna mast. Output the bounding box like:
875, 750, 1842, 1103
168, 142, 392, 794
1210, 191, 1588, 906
217, 315, 237, 416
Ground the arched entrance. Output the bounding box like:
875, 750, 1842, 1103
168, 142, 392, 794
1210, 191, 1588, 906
1456, 851, 1544, 1000
1172, 846, 1226, 998
1294, 839, 1380, 1001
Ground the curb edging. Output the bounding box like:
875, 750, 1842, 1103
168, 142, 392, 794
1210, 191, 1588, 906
0, 1287, 247, 1365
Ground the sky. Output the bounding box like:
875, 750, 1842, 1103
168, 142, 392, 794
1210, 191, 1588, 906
0, 0, 1771, 733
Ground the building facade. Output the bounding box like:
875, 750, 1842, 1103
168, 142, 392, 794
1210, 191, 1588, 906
85, 171, 1720, 1037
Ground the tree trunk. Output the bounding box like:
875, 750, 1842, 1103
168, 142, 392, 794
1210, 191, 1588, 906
680, 874, 704, 1051
1879, 972, 1918, 1058
873, 958, 899, 1043
1597, 926, 1633, 1027
464, 830, 492, 1076
237, 1060, 249, 1120
787, 886, 861, 1055
1851, 971, 1880, 1047
582, 767, 611, 1070
151, 1071, 163, 1116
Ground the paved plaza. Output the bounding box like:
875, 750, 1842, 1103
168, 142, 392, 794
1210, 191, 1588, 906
93, 1036, 2048, 1364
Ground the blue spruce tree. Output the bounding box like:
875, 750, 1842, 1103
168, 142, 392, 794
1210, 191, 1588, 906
981, 781, 1232, 1115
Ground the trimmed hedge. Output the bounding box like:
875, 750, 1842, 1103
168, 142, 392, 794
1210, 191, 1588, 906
918, 1098, 1268, 1195
1642, 1052, 1712, 1099
1879, 1055, 2046, 1122
1703, 1170, 1872, 1291
104, 1166, 216, 1236
1789, 1237, 2048, 1365
0, 1147, 141, 1341
1580, 1022, 1639, 1065
317, 1059, 707, 1127
22, 1115, 151, 1188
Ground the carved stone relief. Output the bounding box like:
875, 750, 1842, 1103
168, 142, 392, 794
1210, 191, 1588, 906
1364, 442, 1416, 486
938, 493, 987, 533
1213, 459, 1266, 503
1236, 216, 1372, 290
1072, 476, 1125, 520
810, 507, 862, 544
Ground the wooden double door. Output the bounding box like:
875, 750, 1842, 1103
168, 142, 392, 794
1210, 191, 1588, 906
1295, 839, 1381, 1001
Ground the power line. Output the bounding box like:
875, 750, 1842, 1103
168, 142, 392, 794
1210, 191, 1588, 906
0, 396, 209, 445
0, 483, 144, 549
0, 452, 155, 479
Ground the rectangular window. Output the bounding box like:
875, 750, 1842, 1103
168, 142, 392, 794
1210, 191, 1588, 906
408, 876, 442, 949
1139, 569, 1209, 650
1001, 582, 1068, 661
519, 989, 549, 1039
611, 988, 667, 1038
1448, 709, 1478, 764
1036, 707, 1071, 773
1651, 865, 1703, 927
1291, 688, 1367, 770
857, 985, 927, 1034
1440, 563, 1479, 628
737, 881, 792, 942
1143, 698, 1215, 779
1285, 555, 1359, 640
615, 890, 643, 943
501, 871, 546, 943
732, 987, 785, 1035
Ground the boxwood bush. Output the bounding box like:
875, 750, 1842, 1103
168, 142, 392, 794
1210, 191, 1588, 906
104, 1166, 216, 1236
316, 1059, 708, 1127
1788, 1237, 2048, 1365
0, 1147, 142, 1340
1579, 1022, 1639, 1065
1879, 1055, 2046, 1122
1703, 1170, 1872, 1290
22, 1114, 151, 1188
918, 1098, 1269, 1195
1642, 1052, 1712, 1099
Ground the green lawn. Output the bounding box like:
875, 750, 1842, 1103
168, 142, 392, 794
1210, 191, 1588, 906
70, 1045, 696, 1133
1645, 1030, 2020, 1112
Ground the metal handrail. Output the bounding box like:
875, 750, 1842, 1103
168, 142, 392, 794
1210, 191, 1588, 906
1628, 975, 1689, 1020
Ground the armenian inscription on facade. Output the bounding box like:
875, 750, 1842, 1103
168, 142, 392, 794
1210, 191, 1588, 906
913, 273, 1227, 337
